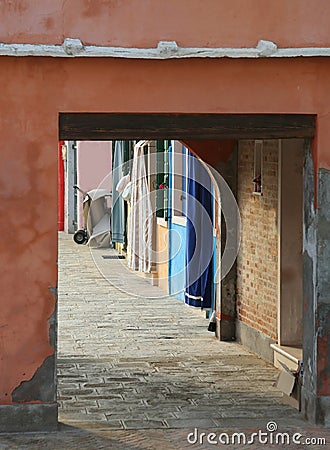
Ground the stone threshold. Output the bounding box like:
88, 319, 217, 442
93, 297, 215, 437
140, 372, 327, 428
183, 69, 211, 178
271, 343, 302, 371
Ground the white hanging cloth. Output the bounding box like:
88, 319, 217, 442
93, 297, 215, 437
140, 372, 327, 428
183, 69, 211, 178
128, 140, 153, 273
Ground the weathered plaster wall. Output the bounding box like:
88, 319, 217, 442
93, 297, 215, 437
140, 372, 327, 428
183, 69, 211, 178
0, 1, 330, 171
215, 148, 238, 341
0, 60, 58, 407
1, 0, 330, 49
317, 168, 330, 396
0, 54, 330, 427
302, 146, 318, 423
315, 167, 330, 425
76, 141, 112, 229
301, 145, 330, 425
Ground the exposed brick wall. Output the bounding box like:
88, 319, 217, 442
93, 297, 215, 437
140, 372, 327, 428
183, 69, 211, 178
237, 140, 279, 340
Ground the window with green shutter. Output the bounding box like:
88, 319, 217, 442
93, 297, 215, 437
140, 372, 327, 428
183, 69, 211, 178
156, 140, 169, 219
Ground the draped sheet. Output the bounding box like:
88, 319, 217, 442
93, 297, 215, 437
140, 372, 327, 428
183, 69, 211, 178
128, 141, 153, 273
185, 154, 214, 309
111, 141, 125, 243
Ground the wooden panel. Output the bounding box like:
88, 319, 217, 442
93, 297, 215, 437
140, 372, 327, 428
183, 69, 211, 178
59, 113, 315, 140
156, 222, 169, 294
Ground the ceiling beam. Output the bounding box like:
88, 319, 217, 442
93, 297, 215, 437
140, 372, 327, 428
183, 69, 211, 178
59, 113, 316, 141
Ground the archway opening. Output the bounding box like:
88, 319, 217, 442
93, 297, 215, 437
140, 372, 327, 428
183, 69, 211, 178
57, 112, 314, 428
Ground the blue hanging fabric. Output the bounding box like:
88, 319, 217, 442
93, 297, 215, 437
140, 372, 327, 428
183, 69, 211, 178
111, 141, 125, 243
185, 154, 214, 309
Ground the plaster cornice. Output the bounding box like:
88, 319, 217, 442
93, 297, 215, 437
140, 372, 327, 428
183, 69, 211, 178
0, 38, 329, 58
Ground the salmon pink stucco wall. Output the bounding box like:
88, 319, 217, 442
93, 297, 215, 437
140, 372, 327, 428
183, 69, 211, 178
76, 141, 112, 229
0, 55, 330, 408
1, 0, 330, 49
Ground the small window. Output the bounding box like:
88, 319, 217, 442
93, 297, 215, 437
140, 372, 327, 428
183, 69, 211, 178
253, 140, 263, 194
171, 141, 187, 217
171, 141, 189, 225
182, 145, 188, 217
155, 140, 169, 219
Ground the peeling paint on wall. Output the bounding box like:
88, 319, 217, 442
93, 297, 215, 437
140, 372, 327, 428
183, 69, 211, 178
316, 168, 330, 400
301, 146, 318, 422
12, 355, 55, 403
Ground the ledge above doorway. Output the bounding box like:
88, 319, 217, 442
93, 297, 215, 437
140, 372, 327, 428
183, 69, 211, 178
59, 113, 316, 141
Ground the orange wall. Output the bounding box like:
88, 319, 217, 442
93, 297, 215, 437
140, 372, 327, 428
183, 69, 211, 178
182, 140, 237, 166
156, 223, 169, 294
1, 54, 330, 403
5, 56, 329, 168
1, 0, 330, 48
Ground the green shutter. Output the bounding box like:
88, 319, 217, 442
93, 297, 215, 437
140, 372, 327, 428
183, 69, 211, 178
155, 140, 169, 219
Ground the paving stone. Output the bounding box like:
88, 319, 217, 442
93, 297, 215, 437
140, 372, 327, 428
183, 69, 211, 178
58, 409, 87, 418
96, 399, 145, 408
61, 401, 98, 409
165, 418, 218, 429
123, 419, 168, 430
173, 410, 222, 420
0, 233, 324, 446
57, 395, 75, 401
86, 407, 130, 415
60, 389, 97, 396
105, 412, 148, 420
